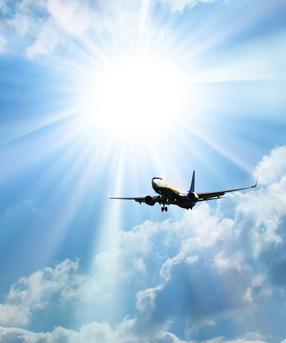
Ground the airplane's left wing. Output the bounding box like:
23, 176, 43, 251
197, 182, 257, 201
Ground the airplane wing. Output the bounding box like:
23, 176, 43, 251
197, 181, 257, 201
109, 195, 162, 205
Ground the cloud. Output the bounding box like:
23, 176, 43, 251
0, 146, 286, 341
0, 324, 119, 343
0, 305, 30, 327
255, 145, 286, 185
133, 146, 286, 338
0, 0, 153, 59
0, 0, 7, 12
27, 0, 94, 59
204, 333, 268, 343
25, 19, 63, 59
7, 259, 80, 307
0, 35, 6, 52
0, 326, 270, 343
0, 321, 191, 343
0, 0, 94, 58
0, 260, 87, 328
163, 0, 219, 12
47, 0, 93, 36
0, 0, 177, 63
136, 247, 251, 333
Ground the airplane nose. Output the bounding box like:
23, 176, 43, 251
152, 177, 163, 191
152, 178, 158, 191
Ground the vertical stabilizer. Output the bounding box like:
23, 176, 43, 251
189, 170, 195, 192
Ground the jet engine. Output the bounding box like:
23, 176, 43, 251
188, 192, 199, 202
145, 195, 156, 206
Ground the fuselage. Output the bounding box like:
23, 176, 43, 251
152, 177, 196, 209
152, 177, 183, 196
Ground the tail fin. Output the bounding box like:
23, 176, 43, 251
189, 170, 195, 193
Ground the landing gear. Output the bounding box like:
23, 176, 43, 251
161, 206, 168, 212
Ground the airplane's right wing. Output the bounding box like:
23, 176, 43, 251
197, 182, 257, 202
109, 195, 162, 205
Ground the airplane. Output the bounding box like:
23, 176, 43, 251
110, 171, 257, 212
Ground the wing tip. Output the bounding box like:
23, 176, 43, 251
252, 178, 258, 188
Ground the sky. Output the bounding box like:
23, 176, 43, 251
0, 0, 286, 342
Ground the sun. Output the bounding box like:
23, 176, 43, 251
79, 54, 188, 142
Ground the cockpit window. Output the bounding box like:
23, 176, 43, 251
152, 177, 163, 180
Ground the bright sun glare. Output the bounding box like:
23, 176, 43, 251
81, 55, 187, 141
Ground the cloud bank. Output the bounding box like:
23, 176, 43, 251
0, 146, 286, 341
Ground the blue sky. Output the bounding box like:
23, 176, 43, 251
0, 0, 286, 342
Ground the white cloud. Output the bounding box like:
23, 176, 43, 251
209, 332, 269, 343
0, 260, 86, 327
47, 0, 93, 36
0, 0, 95, 58
245, 274, 270, 304
0, 324, 118, 343
25, 19, 63, 59
0, 0, 165, 60
0, 146, 286, 340
0, 320, 189, 343
214, 251, 246, 272
7, 14, 33, 37
0, 326, 271, 343
7, 259, 82, 307
0, 304, 30, 327
0, 35, 6, 53
133, 146, 286, 337
163, 0, 218, 12
255, 146, 286, 185
86, 144, 286, 338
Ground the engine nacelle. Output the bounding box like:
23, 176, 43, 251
145, 195, 156, 206
188, 192, 199, 202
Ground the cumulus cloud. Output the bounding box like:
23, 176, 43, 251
255, 146, 286, 185
0, 260, 86, 328
0, 325, 270, 343
133, 146, 286, 338
0, 321, 195, 343
0, 324, 119, 343
0, 146, 286, 341
59, 145, 286, 340
7, 259, 81, 306
0, 305, 30, 327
